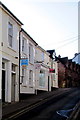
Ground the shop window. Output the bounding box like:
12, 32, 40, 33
39, 70, 45, 87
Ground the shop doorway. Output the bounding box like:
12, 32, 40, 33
11, 73, 15, 102
2, 70, 5, 102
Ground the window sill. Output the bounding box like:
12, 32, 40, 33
8, 46, 17, 52
29, 86, 33, 88
29, 62, 34, 65
21, 84, 27, 87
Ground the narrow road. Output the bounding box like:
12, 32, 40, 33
11, 88, 80, 120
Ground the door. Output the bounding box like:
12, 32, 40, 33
2, 70, 5, 102
11, 73, 15, 102
48, 76, 49, 91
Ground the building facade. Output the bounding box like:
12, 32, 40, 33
35, 46, 51, 92
0, 2, 23, 102
78, 1, 80, 53
51, 61, 58, 88
20, 29, 37, 94
47, 50, 58, 89
56, 56, 80, 88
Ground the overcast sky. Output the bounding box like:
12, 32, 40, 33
1, 0, 79, 58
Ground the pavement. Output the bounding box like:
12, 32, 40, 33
2, 88, 80, 120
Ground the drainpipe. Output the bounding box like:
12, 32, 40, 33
19, 29, 22, 102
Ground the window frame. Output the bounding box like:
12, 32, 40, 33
29, 70, 33, 86
8, 22, 13, 48
29, 43, 33, 63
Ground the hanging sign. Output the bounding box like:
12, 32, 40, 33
35, 63, 41, 69
49, 69, 55, 73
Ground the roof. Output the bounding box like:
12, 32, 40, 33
72, 53, 80, 64
72, 53, 80, 60
47, 50, 55, 54
37, 45, 50, 55
0, 1, 23, 25
55, 56, 68, 65
47, 50, 55, 59
21, 28, 38, 45
22, 28, 50, 56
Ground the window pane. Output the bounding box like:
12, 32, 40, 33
8, 22, 13, 36
29, 44, 33, 63
22, 38, 24, 51
12, 63, 16, 71
42, 52, 44, 61
8, 22, 13, 47
2, 62, 5, 69
39, 70, 45, 87
8, 35, 12, 47
29, 70, 33, 85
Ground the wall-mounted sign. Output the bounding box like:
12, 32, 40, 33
20, 59, 28, 67
49, 69, 55, 73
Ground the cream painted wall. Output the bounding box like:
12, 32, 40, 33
52, 61, 58, 88
2, 10, 20, 64
20, 32, 36, 94
1, 8, 21, 102
35, 46, 51, 91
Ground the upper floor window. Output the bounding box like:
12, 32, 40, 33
22, 37, 27, 54
41, 52, 44, 61
8, 22, 13, 47
22, 37, 25, 51
29, 43, 33, 63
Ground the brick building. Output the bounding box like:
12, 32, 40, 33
55, 56, 80, 88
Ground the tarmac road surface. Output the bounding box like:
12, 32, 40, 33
11, 88, 80, 120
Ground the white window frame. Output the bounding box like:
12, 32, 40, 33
8, 22, 13, 48
29, 43, 33, 63
41, 52, 44, 62
22, 37, 27, 54
39, 69, 45, 87
29, 70, 33, 86
22, 37, 25, 52
2, 62, 6, 70
21, 68, 26, 84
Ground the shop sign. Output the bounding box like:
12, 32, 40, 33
20, 59, 28, 67
49, 69, 55, 73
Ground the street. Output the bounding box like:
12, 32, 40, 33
6, 88, 80, 120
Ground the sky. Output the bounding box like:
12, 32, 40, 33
1, 0, 79, 59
